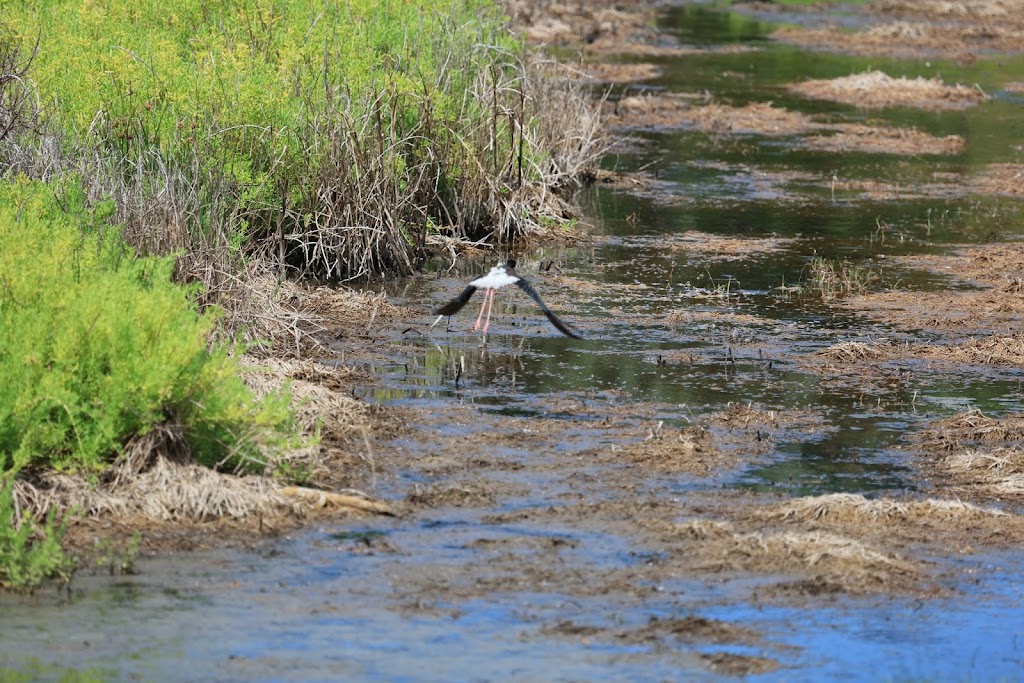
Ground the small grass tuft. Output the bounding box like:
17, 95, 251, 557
803, 255, 876, 300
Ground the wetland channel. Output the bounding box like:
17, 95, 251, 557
4, 3, 1024, 681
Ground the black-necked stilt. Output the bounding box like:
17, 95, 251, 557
433, 259, 583, 339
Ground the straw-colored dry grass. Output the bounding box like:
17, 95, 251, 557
915, 411, 1024, 499
9, 352, 393, 534
773, 22, 1024, 58
618, 425, 724, 475
208, 264, 409, 359
664, 230, 798, 259
922, 410, 1024, 451
817, 341, 895, 362
675, 518, 921, 593
13, 428, 301, 523
242, 357, 371, 441
762, 492, 1009, 527
704, 403, 782, 429
607, 97, 964, 157
687, 102, 820, 136
502, 0, 658, 48
771, 0, 1024, 57
875, 0, 1024, 21
803, 125, 965, 155
940, 448, 1024, 497
971, 163, 1024, 196
816, 335, 1024, 368
583, 62, 663, 83
789, 70, 988, 110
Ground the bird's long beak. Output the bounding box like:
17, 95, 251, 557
428, 314, 446, 330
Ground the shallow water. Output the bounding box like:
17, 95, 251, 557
5, 3, 1024, 681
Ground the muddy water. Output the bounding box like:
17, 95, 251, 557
5, 4, 1024, 682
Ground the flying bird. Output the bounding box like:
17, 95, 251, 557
433, 259, 582, 339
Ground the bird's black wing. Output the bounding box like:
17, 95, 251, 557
435, 285, 477, 316
514, 278, 583, 339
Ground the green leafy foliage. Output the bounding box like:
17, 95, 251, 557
0, 181, 295, 473
2, 179, 299, 473
0, 180, 298, 587
0, 473, 73, 590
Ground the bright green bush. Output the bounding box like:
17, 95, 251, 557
0, 178, 299, 586
0, 179, 296, 475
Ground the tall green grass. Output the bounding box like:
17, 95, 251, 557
2, 0, 599, 289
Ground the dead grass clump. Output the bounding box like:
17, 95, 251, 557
810, 337, 1024, 382
705, 403, 781, 429
608, 98, 821, 135
627, 615, 761, 645
14, 454, 300, 523
971, 163, 1024, 196
12, 390, 393, 529
762, 493, 1009, 528
772, 22, 1024, 58
874, 0, 1024, 21
941, 448, 1024, 497
817, 341, 894, 362
607, 95, 963, 157
936, 334, 1024, 366
302, 285, 405, 335
243, 357, 371, 441
405, 481, 498, 508
239, 355, 388, 489
917, 411, 1024, 499
607, 93, 696, 129
676, 519, 920, 593
688, 102, 821, 136
789, 70, 988, 110
502, 0, 659, 48
619, 425, 724, 475
920, 409, 1024, 451
583, 62, 663, 84
213, 267, 327, 358
665, 230, 798, 259
803, 125, 965, 155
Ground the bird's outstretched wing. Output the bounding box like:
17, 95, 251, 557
435, 285, 477, 316
514, 278, 583, 339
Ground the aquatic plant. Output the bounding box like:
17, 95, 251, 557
804, 255, 876, 300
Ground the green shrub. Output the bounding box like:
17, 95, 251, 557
0, 178, 299, 588
0, 472, 72, 590
0, 179, 296, 474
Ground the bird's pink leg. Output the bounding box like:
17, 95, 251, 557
482, 288, 496, 334
473, 289, 493, 331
